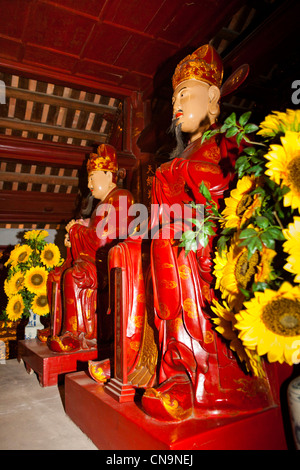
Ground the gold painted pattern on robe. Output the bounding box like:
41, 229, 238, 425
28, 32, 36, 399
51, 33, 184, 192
194, 162, 221, 173
161, 263, 174, 269
183, 298, 197, 319
159, 279, 178, 289
201, 146, 221, 163
178, 264, 191, 280
204, 331, 214, 343
158, 302, 171, 319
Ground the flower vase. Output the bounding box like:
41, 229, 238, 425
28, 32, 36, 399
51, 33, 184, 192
287, 376, 300, 450
24, 310, 43, 340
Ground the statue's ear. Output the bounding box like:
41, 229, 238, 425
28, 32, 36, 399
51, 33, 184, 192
208, 85, 221, 116
106, 171, 116, 187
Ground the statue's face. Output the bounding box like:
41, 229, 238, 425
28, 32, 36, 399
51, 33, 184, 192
172, 79, 211, 139
88, 170, 113, 201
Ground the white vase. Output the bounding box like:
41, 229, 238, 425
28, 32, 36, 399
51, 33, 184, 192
24, 310, 43, 340
287, 376, 300, 450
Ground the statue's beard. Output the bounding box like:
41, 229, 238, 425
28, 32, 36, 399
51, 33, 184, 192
169, 114, 212, 159
169, 119, 189, 159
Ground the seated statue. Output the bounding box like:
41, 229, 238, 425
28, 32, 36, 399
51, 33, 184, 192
140, 45, 275, 420
89, 45, 276, 422
37, 144, 134, 352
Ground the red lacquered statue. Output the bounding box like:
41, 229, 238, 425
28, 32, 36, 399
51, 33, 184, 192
88, 46, 283, 422
38, 144, 134, 352
141, 45, 276, 420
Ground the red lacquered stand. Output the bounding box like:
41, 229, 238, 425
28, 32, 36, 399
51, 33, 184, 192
65, 370, 289, 450
17, 339, 99, 387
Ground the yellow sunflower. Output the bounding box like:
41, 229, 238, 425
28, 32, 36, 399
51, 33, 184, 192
212, 248, 228, 290
258, 109, 300, 138
5, 244, 33, 267
6, 293, 25, 321
31, 291, 49, 316
24, 230, 49, 241
211, 299, 243, 355
221, 175, 261, 229
283, 216, 300, 282
24, 266, 48, 294
235, 282, 300, 365
244, 348, 266, 378
4, 279, 11, 297
219, 233, 275, 310
264, 131, 300, 210
210, 299, 265, 377
6, 271, 25, 296
40, 243, 61, 268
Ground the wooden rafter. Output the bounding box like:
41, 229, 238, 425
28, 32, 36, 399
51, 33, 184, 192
5, 86, 118, 116
0, 117, 107, 143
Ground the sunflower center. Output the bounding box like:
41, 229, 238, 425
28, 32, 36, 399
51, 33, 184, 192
44, 249, 54, 261
15, 277, 24, 288
236, 194, 253, 217
287, 156, 300, 192
13, 301, 22, 313
262, 298, 300, 337
235, 250, 259, 290
31, 274, 44, 286
37, 295, 48, 307
18, 251, 28, 262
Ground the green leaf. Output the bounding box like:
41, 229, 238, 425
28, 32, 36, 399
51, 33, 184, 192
225, 126, 239, 138
210, 205, 220, 217
252, 282, 269, 292
220, 122, 231, 132
239, 111, 251, 127
248, 164, 264, 177
260, 232, 275, 249
217, 235, 228, 253
181, 230, 196, 241
199, 181, 212, 201
224, 112, 236, 127
246, 236, 262, 258
204, 224, 215, 236
197, 232, 209, 248
235, 155, 250, 178
255, 216, 269, 229
187, 218, 203, 229
201, 130, 211, 143
239, 287, 251, 299
265, 227, 285, 240
244, 123, 259, 134
239, 227, 257, 239
243, 146, 257, 156
236, 131, 245, 146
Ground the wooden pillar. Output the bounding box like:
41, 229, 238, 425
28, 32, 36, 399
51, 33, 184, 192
104, 267, 135, 403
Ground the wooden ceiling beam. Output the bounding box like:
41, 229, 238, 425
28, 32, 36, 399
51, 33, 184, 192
0, 117, 107, 143
0, 135, 137, 171
0, 171, 78, 187
5, 86, 118, 116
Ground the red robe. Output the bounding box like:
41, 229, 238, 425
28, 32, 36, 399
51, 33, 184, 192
142, 132, 275, 418
47, 187, 134, 352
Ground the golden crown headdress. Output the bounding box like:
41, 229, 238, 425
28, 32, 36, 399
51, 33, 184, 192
172, 44, 223, 91
87, 144, 118, 176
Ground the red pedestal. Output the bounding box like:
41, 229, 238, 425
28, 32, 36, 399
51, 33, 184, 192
17, 339, 99, 387
65, 370, 288, 450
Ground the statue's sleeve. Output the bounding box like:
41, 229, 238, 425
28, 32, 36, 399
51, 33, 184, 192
68, 190, 134, 257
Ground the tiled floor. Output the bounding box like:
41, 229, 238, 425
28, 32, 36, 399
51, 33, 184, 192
0, 358, 97, 450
